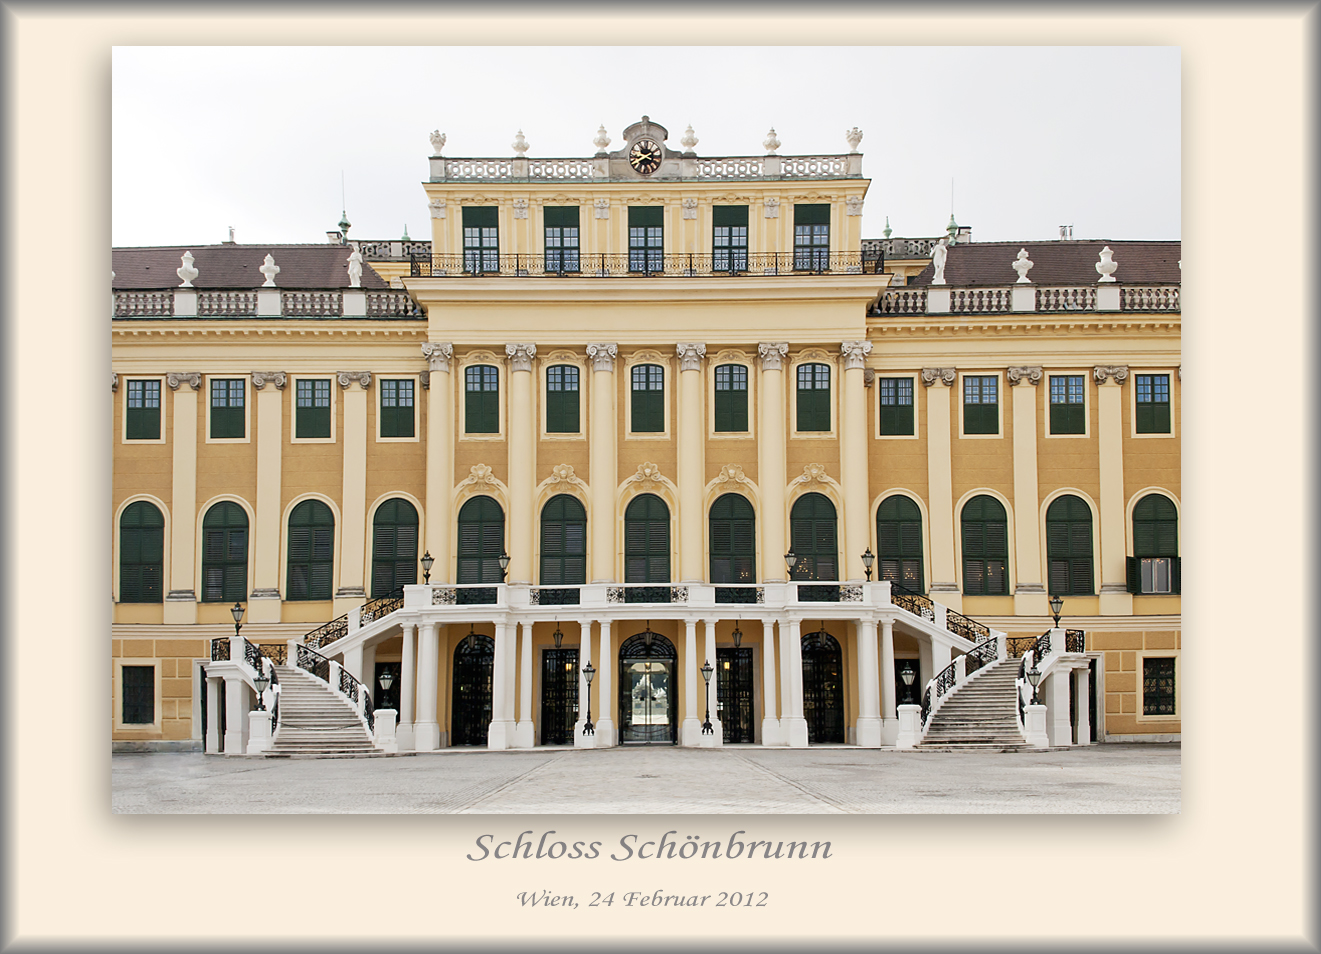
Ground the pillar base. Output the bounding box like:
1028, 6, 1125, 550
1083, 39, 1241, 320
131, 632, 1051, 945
894, 704, 922, 749
224, 729, 245, 756
414, 721, 440, 752
855, 716, 883, 748
246, 710, 273, 755
760, 718, 783, 746
1024, 704, 1049, 747
574, 721, 598, 748
699, 720, 723, 747
880, 716, 899, 746
594, 718, 616, 747
487, 720, 517, 751
395, 723, 415, 752
514, 720, 535, 748
681, 718, 703, 747
783, 717, 809, 748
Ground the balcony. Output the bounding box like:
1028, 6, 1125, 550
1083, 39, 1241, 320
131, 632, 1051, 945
429, 153, 863, 183
409, 251, 880, 279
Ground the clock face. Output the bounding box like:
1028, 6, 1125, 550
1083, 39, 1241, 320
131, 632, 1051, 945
628, 138, 662, 175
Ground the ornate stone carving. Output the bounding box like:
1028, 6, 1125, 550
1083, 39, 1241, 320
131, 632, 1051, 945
680, 125, 698, 154
763, 197, 780, 219
840, 340, 872, 370
1012, 248, 1034, 283
628, 461, 666, 491
1095, 246, 1118, 282
593, 198, 610, 220
419, 370, 430, 390
920, 368, 957, 387
512, 198, 528, 220
430, 130, 446, 156
682, 198, 697, 220
505, 343, 537, 372
1093, 365, 1129, 385
930, 238, 948, 286
593, 124, 611, 155
176, 251, 198, 287
346, 248, 363, 288
259, 254, 280, 287
422, 341, 454, 373
846, 196, 864, 216
757, 342, 789, 371
713, 463, 755, 492
547, 463, 578, 485
456, 464, 504, 497
429, 198, 447, 220
111, 373, 118, 392
763, 127, 781, 155
251, 371, 288, 390
586, 342, 618, 372
675, 342, 706, 372
1006, 366, 1043, 386
845, 126, 864, 153
789, 463, 838, 494
166, 372, 201, 391
863, 369, 875, 388
511, 129, 529, 156
337, 371, 373, 389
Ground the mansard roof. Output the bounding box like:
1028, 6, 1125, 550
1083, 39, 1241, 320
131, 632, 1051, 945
111, 244, 389, 290
909, 240, 1181, 287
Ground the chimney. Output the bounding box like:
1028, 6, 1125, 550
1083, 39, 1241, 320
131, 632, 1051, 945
327, 231, 342, 244
223, 226, 236, 245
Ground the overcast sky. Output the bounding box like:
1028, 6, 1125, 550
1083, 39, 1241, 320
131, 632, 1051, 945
111, 46, 1179, 248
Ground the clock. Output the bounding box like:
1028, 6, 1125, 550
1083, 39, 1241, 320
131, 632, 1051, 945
628, 138, 663, 175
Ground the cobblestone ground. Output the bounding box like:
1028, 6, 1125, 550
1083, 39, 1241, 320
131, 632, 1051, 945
112, 743, 1179, 814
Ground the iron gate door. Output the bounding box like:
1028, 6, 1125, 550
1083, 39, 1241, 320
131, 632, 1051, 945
802, 630, 844, 744
451, 632, 494, 746
717, 647, 754, 743
618, 631, 677, 744
540, 648, 579, 745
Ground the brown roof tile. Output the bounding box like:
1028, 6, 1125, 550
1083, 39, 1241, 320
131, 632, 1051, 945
908, 240, 1181, 287
111, 244, 390, 290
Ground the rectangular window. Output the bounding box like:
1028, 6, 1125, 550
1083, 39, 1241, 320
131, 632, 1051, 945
713, 205, 749, 273
295, 378, 331, 439
465, 366, 499, 433
631, 364, 665, 433
878, 377, 914, 436
209, 378, 245, 439
1140, 557, 1173, 594
1049, 375, 1086, 435
1142, 657, 1177, 715
1135, 373, 1171, 433
546, 365, 580, 433
462, 207, 499, 274
380, 379, 415, 438
628, 206, 663, 273
543, 206, 580, 273
714, 364, 749, 432
125, 380, 161, 440
793, 204, 830, 271
796, 363, 831, 432
963, 375, 999, 435
121, 665, 155, 724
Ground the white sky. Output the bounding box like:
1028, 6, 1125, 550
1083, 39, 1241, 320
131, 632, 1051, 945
111, 46, 1179, 247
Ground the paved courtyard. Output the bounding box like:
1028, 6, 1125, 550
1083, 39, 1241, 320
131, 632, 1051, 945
112, 743, 1180, 814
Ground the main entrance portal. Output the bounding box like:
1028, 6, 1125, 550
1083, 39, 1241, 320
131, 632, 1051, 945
451, 631, 494, 746
618, 631, 677, 744
802, 629, 845, 744
717, 647, 755, 743
540, 647, 579, 745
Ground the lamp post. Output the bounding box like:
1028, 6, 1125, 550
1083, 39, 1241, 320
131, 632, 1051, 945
784, 550, 797, 578
252, 668, 269, 711
581, 661, 596, 735
701, 660, 714, 735
731, 621, 743, 649
499, 550, 511, 581
421, 550, 434, 584
1049, 594, 1064, 628
861, 547, 875, 582
552, 623, 564, 650
1027, 664, 1042, 705
379, 669, 395, 693
230, 601, 245, 638
901, 664, 916, 705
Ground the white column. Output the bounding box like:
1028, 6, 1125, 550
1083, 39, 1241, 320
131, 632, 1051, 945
757, 344, 789, 582
880, 619, 897, 744
397, 622, 416, 751
923, 368, 961, 612
676, 343, 707, 582
335, 371, 370, 613
205, 675, 221, 753
783, 618, 808, 747
249, 372, 286, 622
515, 621, 534, 747
489, 620, 517, 749
1049, 669, 1073, 746
586, 343, 618, 583
1009, 367, 1048, 616
597, 620, 615, 746
1074, 666, 1091, 746
1096, 366, 1133, 615
682, 618, 701, 745
414, 621, 440, 751
506, 344, 537, 585
760, 620, 780, 745
223, 675, 246, 756
700, 618, 722, 746
164, 373, 200, 623
855, 618, 882, 747
840, 342, 873, 581
574, 619, 596, 747
423, 344, 454, 582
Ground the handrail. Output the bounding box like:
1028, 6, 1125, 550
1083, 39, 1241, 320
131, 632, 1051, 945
269, 666, 280, 731
888, 581, 935, 621
1065, 629, 1086, 654
963, 635, 999, 677
303, 613, 349, 651
410, 250, 877, 279
945, 608, 990, 643
920, 633, 1000, 728
1033, 630, 1052, 663
357, 589, 403, 625
293, 643, 374, 732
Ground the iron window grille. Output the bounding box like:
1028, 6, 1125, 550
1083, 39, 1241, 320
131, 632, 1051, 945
121, 665, 155, 724
1142, 657, 1176, 715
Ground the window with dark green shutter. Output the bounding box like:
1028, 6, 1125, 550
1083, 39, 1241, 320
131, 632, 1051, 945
201, 501, 248, 602
628, 206, 663, 273
546, 365, 580, 433
961, 495, 1008, 595
380, 379, 415, 438
1135, 373, 1171, 433
796, 363, 831, 432
540, 494, 587, 585
122, 665, 155, 724
713, 205, 748, 273
119, 501, 164, 603
287, 500, 334, 601
210, 378, 245, 439
714, 364, 748, 432
793, 204, 830, 271
789, 493, 838, 581
878, 377, 914, 436
963, 375, 999, 435
1130, 494, 1179, 594
1049, 375, 1086, 435
462, 206, 499, 273
1045, 495, 1094, 596
709, 493, 756, 584
877, 495, 923, 591
371, 498, 418, 597
624, 493, 670, 583
456, 496, 505, 584
126, 380, 161, 440
1142, 657, 1176, 715
543, 206, 580, 273
295, 378, 331, 439
465, 365, 499, 433
631, 364, 664, 433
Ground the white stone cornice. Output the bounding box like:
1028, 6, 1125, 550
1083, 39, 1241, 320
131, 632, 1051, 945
337, 371, 373, 389
920, 367, 956, 387
505, 343, 537, 372
1006, 366, 1043, 386
166, 372, 201, 391
840, 340, 872, 370
251, 371, 287, 390
757, 342, 789, 371
422, 341, 453, 373
586, 342, 618, 372
1093, 365, 1129, 385
676, 342, 706, 372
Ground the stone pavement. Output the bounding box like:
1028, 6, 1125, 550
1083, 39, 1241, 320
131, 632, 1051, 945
112, 743, 1180, 814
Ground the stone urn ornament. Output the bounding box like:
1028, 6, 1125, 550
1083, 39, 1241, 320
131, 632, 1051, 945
593, 124, 611, 155
1012, 248, 1034, 283
845, 126, 864, 153
259, 253, 280, 287
429, 130, 446, 156
1095, 246, 1118, 282
680, 124, 698, 154
763, 127, 781, 155
176, 251, 198, 287
512, 129, 529, 156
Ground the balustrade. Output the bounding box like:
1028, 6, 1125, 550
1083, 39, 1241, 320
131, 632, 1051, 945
365, 291, 424, 318
950, 287, 1011, 314
409, 251, 871, 279
282, 290, 342, 317
1036, 286, 1097, 312
1121, 285, 1180, 311
113, 290, 174, 317
197, 291, 258, 316
875, 288, 927, 315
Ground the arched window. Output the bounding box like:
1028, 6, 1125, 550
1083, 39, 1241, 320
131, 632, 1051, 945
287, 500, 334, 601
624, 494, 670, 583
540, 494, 587, 585
709, 493, 756, 584
1046, 495, 1094, 596
1130, 494, 1180, 594
789, 493, 838, 581
961, 495, 1008, 595
119, 501, 164, 603
202, 501, 248, 603
796, 363, 831, 432
877, 495, 923, 592
456, 496, 505, 584
371, 498, 419, 597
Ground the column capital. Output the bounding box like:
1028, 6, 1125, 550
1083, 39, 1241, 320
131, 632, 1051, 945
504, 342, 537, 372
840, 340, 873, 370
337, 371, 372, 389
1006, 366, 1043, 386
251, 371, 287, 390
422, 341, 453, 373
166, 372, 201, 391
920, 367, 957, 387
1093, 365, 1129, 385
757, 342, 789, 371
675, 342, 707, 372
586, 342, 618, 372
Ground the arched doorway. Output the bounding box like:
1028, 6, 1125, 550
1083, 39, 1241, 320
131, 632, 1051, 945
451, 629, 494, 746
618, 630, 678, 744
801, 629, 844, 744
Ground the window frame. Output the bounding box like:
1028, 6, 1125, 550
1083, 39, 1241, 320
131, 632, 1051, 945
377, 375, 420, 442
959, 493, 1011, 596
370, 497, 420, 598
122, 376, 165, 444
291, 375, 336, 443
1131, 370, 1176, 438
706, 354, 755, 440
117, 498, 166, 604
876, 493, 925, 593
544, 363, 582, 436
200, 499, 251, 604
627, 206, 665, 274
1128, 492, 1180, 596
712, 362, 750, 435
205, 375, 250, 443
624, 353, 670, 439
623, 492, 672, 584
460, 357, 504, 440
456, 495, 508, 585
792, 203, 831, 272
461, 206, 500, 274
1138, 652, 1180, 721
284, 498, 337, 602
542, 205, 581, 274
792, 358, 835, 437
1047, 373, 1090, 438
876, 374, 918, 439
712, 205, 749, 274
1044, 493, 1095, 597
113, 659, 162, 731
959, 372, 1003, 438
539, 493, 588, 586
709, 492, 757, 585
788, 491, 840, 582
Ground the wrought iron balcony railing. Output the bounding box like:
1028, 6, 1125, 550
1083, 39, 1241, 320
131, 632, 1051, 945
409, 251, 878, 279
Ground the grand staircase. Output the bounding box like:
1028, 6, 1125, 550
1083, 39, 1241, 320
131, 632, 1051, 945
916, 659, 1028, 751
266, 665, 385, 758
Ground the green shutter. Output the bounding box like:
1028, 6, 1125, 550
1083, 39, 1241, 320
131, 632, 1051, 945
126, 380, 161, 440
1045, 495, 1094, 596
624, 494, 670, 583
713, 364, 748, 433
961, 495, 1008, 595
466, 366, 499, 433
789, 493, 837, 581
631, 364, 664, 433
295, 379, 332, 439
120, 502, 164, 603
540, 494, 587, 586
797, 363, 831, 432
210, 379, 245, 439
457, 496, 505, 584
371, 498, 418, 597
877, 495, 923, 591
628, 206, 663, 228
287, 500, 334, 600
201, 501, 248, 602
546, 365, 580, 433
709, 493, 756, 584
